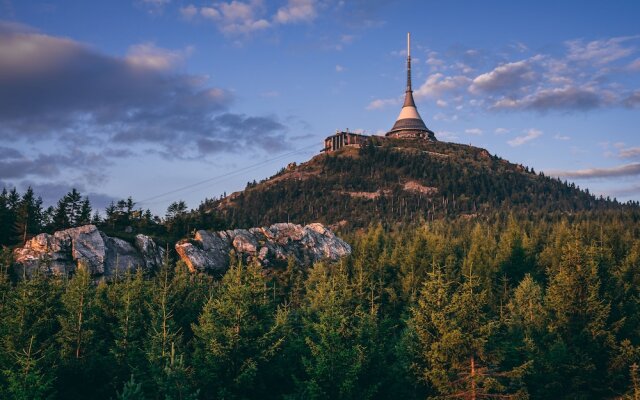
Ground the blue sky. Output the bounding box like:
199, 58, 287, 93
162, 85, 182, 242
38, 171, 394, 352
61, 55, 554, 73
1, 0, 639, 215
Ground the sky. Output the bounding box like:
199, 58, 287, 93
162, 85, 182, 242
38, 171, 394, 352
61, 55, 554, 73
1, 0, 640, 215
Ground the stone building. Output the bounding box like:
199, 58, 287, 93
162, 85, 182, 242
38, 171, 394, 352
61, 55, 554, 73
322, 130, 369, 152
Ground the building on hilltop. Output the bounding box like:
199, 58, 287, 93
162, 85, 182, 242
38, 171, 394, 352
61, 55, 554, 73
322, 129, 369, 152
386, 33, 435, 140
323, 32, 435, 153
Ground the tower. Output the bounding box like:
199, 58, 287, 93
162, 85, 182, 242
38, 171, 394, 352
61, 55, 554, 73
386, 33, 436, 140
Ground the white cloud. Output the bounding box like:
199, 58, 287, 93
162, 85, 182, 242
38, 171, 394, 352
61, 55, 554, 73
335, 64, 345, 72
274, 0, 317, 24
469, 59, 536, 94
366, 97, 400, 110
200, 7, 221, 20
413, 73, 470, 99
180, 4, 198, 19
553, 134, 570, 140
508, 129, 542, 147
565, 36, 638, 65
494, 128, 509, 135
436, 99, 448, 107
126, 43, 191, 71
465, 128, 483, 135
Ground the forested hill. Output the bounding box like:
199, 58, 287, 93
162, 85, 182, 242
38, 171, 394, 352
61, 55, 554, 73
204, 137, 636, 229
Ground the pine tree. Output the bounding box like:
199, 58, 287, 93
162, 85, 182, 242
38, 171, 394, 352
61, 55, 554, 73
543, 238, 613, 398
192, 257, 288, 399
1, 270, 59, 400
297, 262, 383, 400
56, 264, 101, 399
407, 262, 525, 398
116, 375, 145, 400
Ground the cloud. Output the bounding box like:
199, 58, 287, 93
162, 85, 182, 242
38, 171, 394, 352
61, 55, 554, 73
414, 73, 471, 99
335, 64, 345, 72
366, 97, 400, 110
469, 59, 536, 94
274, 0, 317, 23
553, 134, 570, 140
180, 4, 198, 19
507, 129, 542, 147
182, 0, 318, 36
465, 128, 483, 135
125, 42, 191, 70
624, 90, 640, 108
436, 131, 459, 141
548, 163, 640, 179
15, 180, 119, 210
494, 128, 509, 135
565, 36, 638, 65
627, 58, 640, 71
619, 147, 640, 159
0, 23, 290, 160
492, 86, 607, 112
0, 146, 115, 183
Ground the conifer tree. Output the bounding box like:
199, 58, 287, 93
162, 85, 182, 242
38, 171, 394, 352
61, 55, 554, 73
192, 257, 288, 399
407, 262, 525, 398
297, 262, 383, 400
542, 238, 613, 398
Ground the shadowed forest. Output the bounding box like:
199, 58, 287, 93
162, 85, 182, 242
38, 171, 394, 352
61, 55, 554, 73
1, 210, 640, 399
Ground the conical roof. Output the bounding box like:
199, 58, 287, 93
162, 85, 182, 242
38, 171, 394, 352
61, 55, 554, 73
386, 33, 435, 140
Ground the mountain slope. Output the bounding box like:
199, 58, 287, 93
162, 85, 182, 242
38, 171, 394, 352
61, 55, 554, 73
203, 137, 630, 229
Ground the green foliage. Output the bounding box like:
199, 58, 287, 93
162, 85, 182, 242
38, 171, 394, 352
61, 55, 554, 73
193, 257, 287, 399
116, 375, 145, 400
205, 140, 636, 229
0, 213, 640, 399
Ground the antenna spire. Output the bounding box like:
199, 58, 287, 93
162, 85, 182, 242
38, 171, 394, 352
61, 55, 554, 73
406, 32, 412, 92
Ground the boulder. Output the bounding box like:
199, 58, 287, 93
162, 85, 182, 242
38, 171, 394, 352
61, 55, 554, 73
175, 222, 351, 274
13, 225, 164, 278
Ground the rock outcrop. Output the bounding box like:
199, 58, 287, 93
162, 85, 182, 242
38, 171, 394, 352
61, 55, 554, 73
175, 222, 351, 274
13, 225, 164, 278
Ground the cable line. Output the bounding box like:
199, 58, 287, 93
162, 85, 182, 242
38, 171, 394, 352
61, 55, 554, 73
137, 143, 318, 207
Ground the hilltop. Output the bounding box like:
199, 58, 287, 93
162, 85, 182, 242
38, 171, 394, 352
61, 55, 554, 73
203, 137, 630, 230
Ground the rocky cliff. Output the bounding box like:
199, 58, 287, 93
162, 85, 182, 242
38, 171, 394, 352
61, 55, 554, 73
13, 222, 351, 278
175, 222, 351, 274
13, 225, 165, 278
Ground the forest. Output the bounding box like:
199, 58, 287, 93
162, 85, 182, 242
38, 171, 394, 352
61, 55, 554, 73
207, 140, 639, 229
1, 208, 640, 399
2, 139, 640, 399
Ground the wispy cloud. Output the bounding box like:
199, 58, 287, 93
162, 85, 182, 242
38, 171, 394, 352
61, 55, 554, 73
619, 147, 640, 159
370, 35, 640, 115
366, 97, 400, 110
507, 129, 543, 147
465, 128, 483, 135
565, 36, 638, 65
548, 163, 640, 179
553, 134, 571, 140
180, 0, 319, 36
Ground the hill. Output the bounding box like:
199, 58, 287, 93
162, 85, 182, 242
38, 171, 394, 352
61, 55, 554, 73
203, 137, 632, 229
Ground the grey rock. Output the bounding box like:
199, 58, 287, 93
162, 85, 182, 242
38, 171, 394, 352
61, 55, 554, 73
175, 222, 351, 274
13, 225, 164, 278
135, 234, 166, 270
